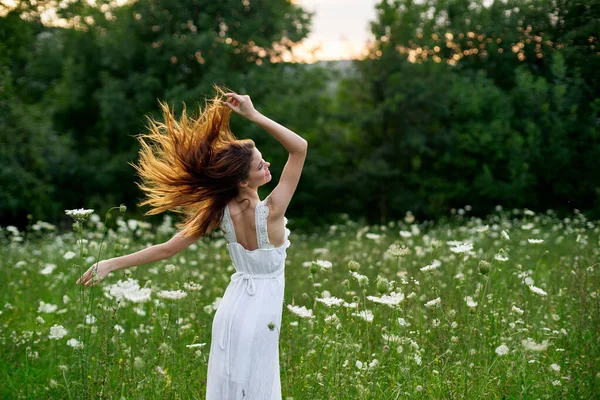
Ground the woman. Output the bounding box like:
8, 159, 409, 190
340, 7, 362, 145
75, 86, 308, 399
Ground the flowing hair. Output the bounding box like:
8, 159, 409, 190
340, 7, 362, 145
129, 85, 255, 239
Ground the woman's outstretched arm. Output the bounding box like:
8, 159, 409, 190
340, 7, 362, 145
76, 231, 200, 288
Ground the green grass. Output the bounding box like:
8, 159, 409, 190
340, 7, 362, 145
1, 207, 599, 399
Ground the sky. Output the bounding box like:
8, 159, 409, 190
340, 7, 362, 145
291, 0, 380, 63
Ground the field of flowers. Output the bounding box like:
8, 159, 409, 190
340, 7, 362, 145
1, 205, 598, 399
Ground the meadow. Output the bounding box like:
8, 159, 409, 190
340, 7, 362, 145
1, 205, 598, 399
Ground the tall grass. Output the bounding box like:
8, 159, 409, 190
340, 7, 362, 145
1, 206, 598, 399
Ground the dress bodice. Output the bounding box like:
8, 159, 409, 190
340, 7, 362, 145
219, 197, 291, 275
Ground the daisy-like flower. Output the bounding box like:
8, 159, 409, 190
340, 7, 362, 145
65, 208, 94, 221
313, 260, 333, 270
421, 259, 441, 272
315, 296, 344, 307
49, 324, 68, 340
287, 304, 314, 319
157, 290, 187, 300
424, 297, 441, 308
449, 243, 473, 254
527, 239, 544, 244
367, 292, 405, 307
529, 285, 547, 296
495, 344, 509, 356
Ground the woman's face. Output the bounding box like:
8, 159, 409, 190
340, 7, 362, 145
242, 146, 271, 188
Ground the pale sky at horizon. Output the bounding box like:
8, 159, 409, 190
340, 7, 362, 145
291, 0, 380, 63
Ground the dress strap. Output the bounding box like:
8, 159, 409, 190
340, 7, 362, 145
220, 204, 237, 244
255, 198, 274, 249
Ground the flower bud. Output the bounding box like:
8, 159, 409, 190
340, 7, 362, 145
119, 204, 127, 213
478, 260, 491, 275
376, 275, 389, 294
348, 260, 360, 272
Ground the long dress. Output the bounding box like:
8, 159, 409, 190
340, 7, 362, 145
206, 197, 291, 399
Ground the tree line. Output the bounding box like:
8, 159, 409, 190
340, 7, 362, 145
1, 0, 598, 232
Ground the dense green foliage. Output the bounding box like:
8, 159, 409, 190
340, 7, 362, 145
1, 0, 599, 231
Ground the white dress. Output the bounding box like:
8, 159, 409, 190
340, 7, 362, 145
206, 197, 291, 399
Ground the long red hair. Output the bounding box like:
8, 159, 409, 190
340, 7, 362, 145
130, 85, 255, 238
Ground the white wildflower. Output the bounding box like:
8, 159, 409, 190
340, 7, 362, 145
313, 259, 333, 270
450, 243, 473, 254
63, 251, 76, 260
495, 344, 509, 356
352, 309, 374, 322
287, 305, 314, 319
185, 343, 206, 349
157, 290, 187, 300
511, 305, 524, 315
65, 208, 94, 220
550, 363, 560, 372
521, 338, 549, 352
398, 317, 411, 327
424, 297, 441, 308
49, 324, 68, 340
529, 285, 547, 296
464, 296, 477, 308
501, 230, 510, 240
528, 239, 544, 244
38, 301, 58, 314
366, 292, 405, 307
183, 282, 203, 291
495, 254, 509, 262
66, 338, 84, 349
40, 264, 56, 275
420, 259, 441, 272
315, 296, 344, 307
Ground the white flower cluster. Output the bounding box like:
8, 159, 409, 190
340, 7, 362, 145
367, 292, 405, 307
315, 296, 344, 307
351, 272, 369, 286
313, 259, 332, 270
449, 242, 473, 254
420, 259, 441, 272
286, 304, 314, 319
65, 208, 95, 220
49, 324, 68, 340
529, 285, 547, 296
352, 309, 374, 322
157, 290, 188, 300
103, 278, 152, 304
495, 343, 509, 356
424, 297, 441, 308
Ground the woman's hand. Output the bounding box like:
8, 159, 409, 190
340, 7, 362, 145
224, 92, 259, 121
76, 259, 113, 288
